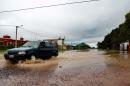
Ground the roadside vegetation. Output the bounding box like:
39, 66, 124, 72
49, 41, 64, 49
74, 42, 91, 50
66, 42, 91, 50
97, 12, 130, 49
0, 44, 14, 50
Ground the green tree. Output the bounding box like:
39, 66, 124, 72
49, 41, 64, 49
75, 42, 91, 50
97, 12, 130, 49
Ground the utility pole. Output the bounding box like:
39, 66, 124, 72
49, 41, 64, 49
15, 26, 18, 48
15, 25, 23, 48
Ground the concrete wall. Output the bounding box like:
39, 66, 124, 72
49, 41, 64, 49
120, 42, 129, 51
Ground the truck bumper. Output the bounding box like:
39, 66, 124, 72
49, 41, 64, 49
4, 53, 27, 60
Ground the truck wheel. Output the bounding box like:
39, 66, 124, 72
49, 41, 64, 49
54, 53, 58, 57
9, 59, 19, 64
41, 56, 52, 60
26, 55, 32, 60
26, 56, 31, 60
27, 55, 35, 60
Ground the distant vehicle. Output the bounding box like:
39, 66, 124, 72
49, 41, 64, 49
4, 41, 58, 64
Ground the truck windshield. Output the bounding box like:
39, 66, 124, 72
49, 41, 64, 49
22, 41, 40, 48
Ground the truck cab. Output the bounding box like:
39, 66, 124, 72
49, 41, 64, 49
4, 41, 58, 64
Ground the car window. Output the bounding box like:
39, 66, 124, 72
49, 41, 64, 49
39, 42, 45, 48
39, 41, 54, 48
22, 41, 40, 48
45, 42, 54, 48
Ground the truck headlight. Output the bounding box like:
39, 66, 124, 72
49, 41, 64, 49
18, 51, 26, 55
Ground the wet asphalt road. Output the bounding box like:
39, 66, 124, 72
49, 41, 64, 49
0, 50, 130, 86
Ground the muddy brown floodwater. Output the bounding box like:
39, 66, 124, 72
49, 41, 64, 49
0, 50, 130, 86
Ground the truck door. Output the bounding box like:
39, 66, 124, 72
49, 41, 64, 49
36, 42, 52, 58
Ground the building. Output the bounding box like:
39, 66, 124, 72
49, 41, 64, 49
0, 35, 27, 49
43, 37, 66, 50
120, 41, 130, 51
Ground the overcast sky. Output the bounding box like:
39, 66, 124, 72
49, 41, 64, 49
0, 0, 130, 47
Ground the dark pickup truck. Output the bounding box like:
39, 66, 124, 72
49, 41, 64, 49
4, 41, 58, 64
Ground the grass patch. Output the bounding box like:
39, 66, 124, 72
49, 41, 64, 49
0, 50, 5, 52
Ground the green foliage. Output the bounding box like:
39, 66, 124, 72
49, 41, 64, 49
74, 42, 91, 50
0, 44, 14, 50
97, 12, 130, 49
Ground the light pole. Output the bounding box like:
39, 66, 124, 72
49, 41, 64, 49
15, 26, 18, 48
15, 25, 23, 48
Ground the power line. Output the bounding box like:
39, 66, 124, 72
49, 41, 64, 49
0, 25, 64, 41
20, 27, 54, 41
0, 0, 99, 13
20, 27, 45, 37
0, 25, 45, 37
0, 25, 16, 27
20, 28, 65, 41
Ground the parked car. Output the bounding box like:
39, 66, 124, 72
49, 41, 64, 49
4, 41, 58, 64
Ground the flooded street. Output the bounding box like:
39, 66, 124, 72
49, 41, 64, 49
0, 50, 130, 86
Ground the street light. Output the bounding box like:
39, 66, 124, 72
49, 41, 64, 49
0, 25, 23, 48
15, 25, 23, 48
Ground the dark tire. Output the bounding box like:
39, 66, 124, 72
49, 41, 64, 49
9, 59, 19, 64
21, 57, 26, 61
41, 56, 52, 60
55, 53, 58, 57
26, 56, 31, 60
26, 55, 32, 60
21, 58, 26, 61
53, 52, 58, 57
